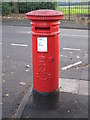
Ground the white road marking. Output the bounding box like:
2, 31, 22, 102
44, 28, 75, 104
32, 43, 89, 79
63, 48, 80, 51
60, 33, 88, 37
61, 28, 88, 32
0, 43, 2, 45
4, 26, 29, 29
19, 31, 31, 34
11, 44, 28, 47
62, 61, 82, 70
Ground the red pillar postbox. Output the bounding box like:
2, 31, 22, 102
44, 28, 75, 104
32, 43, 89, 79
26, 10, 64, 109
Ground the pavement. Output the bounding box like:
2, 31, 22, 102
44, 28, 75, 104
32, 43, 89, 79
2, 25, 89, 119
21, 92, 88, 118
14, 78, 88, 118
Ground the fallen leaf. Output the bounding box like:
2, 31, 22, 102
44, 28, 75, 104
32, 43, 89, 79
23, 90, 27, 94
67, 110, 70, 113
2, 80, 6, 83
77, 56, 80, 58
19, 82, 26, 85
70, 58, 72, 60
85, 54, 88, 57
26, 65, 30, 68
5, 94, 9, 97
29, 84, 32, 86
60, 88, 63, 92
26, 69, 29, 72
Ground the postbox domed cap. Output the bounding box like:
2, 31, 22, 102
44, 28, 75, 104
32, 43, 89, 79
26, 9, 64, 20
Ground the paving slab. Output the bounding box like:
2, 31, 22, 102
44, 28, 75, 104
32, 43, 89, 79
59, 78, 79, 94
21, 92, 88, 118
59, 78, 89, 96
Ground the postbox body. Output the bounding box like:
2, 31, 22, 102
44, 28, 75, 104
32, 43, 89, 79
26, 10, 64, 93
32, 21, 59, 93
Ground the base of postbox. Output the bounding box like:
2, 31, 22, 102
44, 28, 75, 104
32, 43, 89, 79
32, 89, 60, 110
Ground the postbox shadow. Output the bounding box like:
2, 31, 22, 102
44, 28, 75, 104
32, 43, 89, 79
32, 89, 60, 110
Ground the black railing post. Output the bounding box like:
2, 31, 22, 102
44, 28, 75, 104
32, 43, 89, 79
31, 2, 32, 11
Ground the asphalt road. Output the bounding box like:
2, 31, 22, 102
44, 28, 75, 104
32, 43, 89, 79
2, 26, 88, 118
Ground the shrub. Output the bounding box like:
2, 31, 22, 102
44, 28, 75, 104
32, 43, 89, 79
31, 2, 57, 10
2, 2, 58, 15
18, 2, 57, 13
18, 2, 31, 13
2, 2, 13, 16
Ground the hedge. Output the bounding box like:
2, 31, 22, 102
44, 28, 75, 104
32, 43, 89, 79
18, 2, 57, 13
2, 2, 14, 16
2, 2, 57, 15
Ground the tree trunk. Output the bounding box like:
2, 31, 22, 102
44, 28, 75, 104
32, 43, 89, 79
12, 2, 19, 14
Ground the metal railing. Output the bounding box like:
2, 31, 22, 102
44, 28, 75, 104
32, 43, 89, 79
57, 1, 89, 19
2, 1, 89, 20
18, 1, 89, 20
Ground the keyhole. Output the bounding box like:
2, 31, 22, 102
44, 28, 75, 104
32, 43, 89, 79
52, 58, 54, 62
